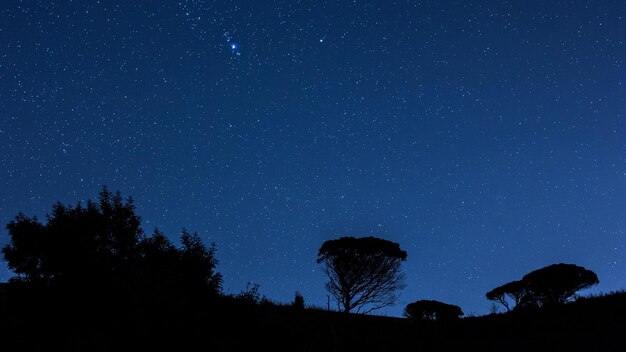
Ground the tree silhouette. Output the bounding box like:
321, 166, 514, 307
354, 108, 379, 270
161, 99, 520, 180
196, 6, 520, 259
522, 263, 599, 306
317, 236, 407, 314
179, 229, 222, 294
2, 187, 222, 297
293, 291, 305, 310
139, 229, 180, 289
3, 187, 142, 287
486, 280, 527, 312
486, 263, 599, 311
403, 300, 463, 321
2, 213, 46, 283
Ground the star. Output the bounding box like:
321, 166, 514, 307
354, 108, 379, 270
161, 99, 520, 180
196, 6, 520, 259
229, 42, 241, 56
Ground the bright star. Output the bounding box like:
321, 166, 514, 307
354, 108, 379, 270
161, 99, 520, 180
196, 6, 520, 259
229, 42, 241, 56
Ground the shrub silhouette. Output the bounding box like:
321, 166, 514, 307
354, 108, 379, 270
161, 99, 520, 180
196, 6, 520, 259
403, 300, 463, 321
317, 236, 407, 314
237, 282, 262, 304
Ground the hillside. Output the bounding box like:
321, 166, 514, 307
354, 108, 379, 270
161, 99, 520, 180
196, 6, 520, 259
1, 284, 624, 351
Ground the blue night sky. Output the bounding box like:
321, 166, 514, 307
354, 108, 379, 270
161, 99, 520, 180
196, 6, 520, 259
0, 1, 624, 316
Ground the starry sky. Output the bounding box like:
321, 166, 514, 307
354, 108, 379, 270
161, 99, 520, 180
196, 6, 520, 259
1, 1, 624, 316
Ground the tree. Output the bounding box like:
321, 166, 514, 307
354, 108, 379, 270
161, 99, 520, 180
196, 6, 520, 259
136, 228, 222, 301
486, 263, 600, 311
179, 229, 222, 295
317, 236, 407, 314
486, 280, 527, 312
139, 229, 180, 289
522, 263, 599, 306
2, 213, 46, 283
2, 187, 222, 297
293, 291, 305, 310
403, 300, 463, 321
2, 187, 143, 287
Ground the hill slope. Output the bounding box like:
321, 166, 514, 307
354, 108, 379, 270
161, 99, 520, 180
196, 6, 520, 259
1, 285, 624, 351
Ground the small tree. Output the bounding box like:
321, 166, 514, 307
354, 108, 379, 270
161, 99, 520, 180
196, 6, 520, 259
403, 300, 463, 321
522, 263, 599, 306
317, 236, 407, 314
180, 230, 222, 295
293, 291, 305, 310
486, 280, 527, 312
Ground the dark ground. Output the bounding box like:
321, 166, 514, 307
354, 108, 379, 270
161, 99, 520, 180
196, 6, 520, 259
0, 284, 624, 352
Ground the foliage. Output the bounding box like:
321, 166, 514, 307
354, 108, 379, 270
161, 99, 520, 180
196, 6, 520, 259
403, 300, 463, 321
180, 229, 222, 294
487, 263, 599, 311
522, 263, 599, 306
2, 187, 142, 286
139, 229, 180, 288
2, 187, 222, 296
237, 282, 262, 304
486, 280, 528, 312
317, 236, 407, 314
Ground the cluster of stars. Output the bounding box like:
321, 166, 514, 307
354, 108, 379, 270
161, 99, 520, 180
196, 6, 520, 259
224, 32, 241, 57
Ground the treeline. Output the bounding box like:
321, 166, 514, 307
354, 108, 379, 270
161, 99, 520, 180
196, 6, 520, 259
1, 188, 603, 320
2, 187, 221, 299
1, 188, 624, 352
316, 237, 600, 321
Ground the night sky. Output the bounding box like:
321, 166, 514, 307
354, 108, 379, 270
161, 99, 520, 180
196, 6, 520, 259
1, 1, 624, 316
